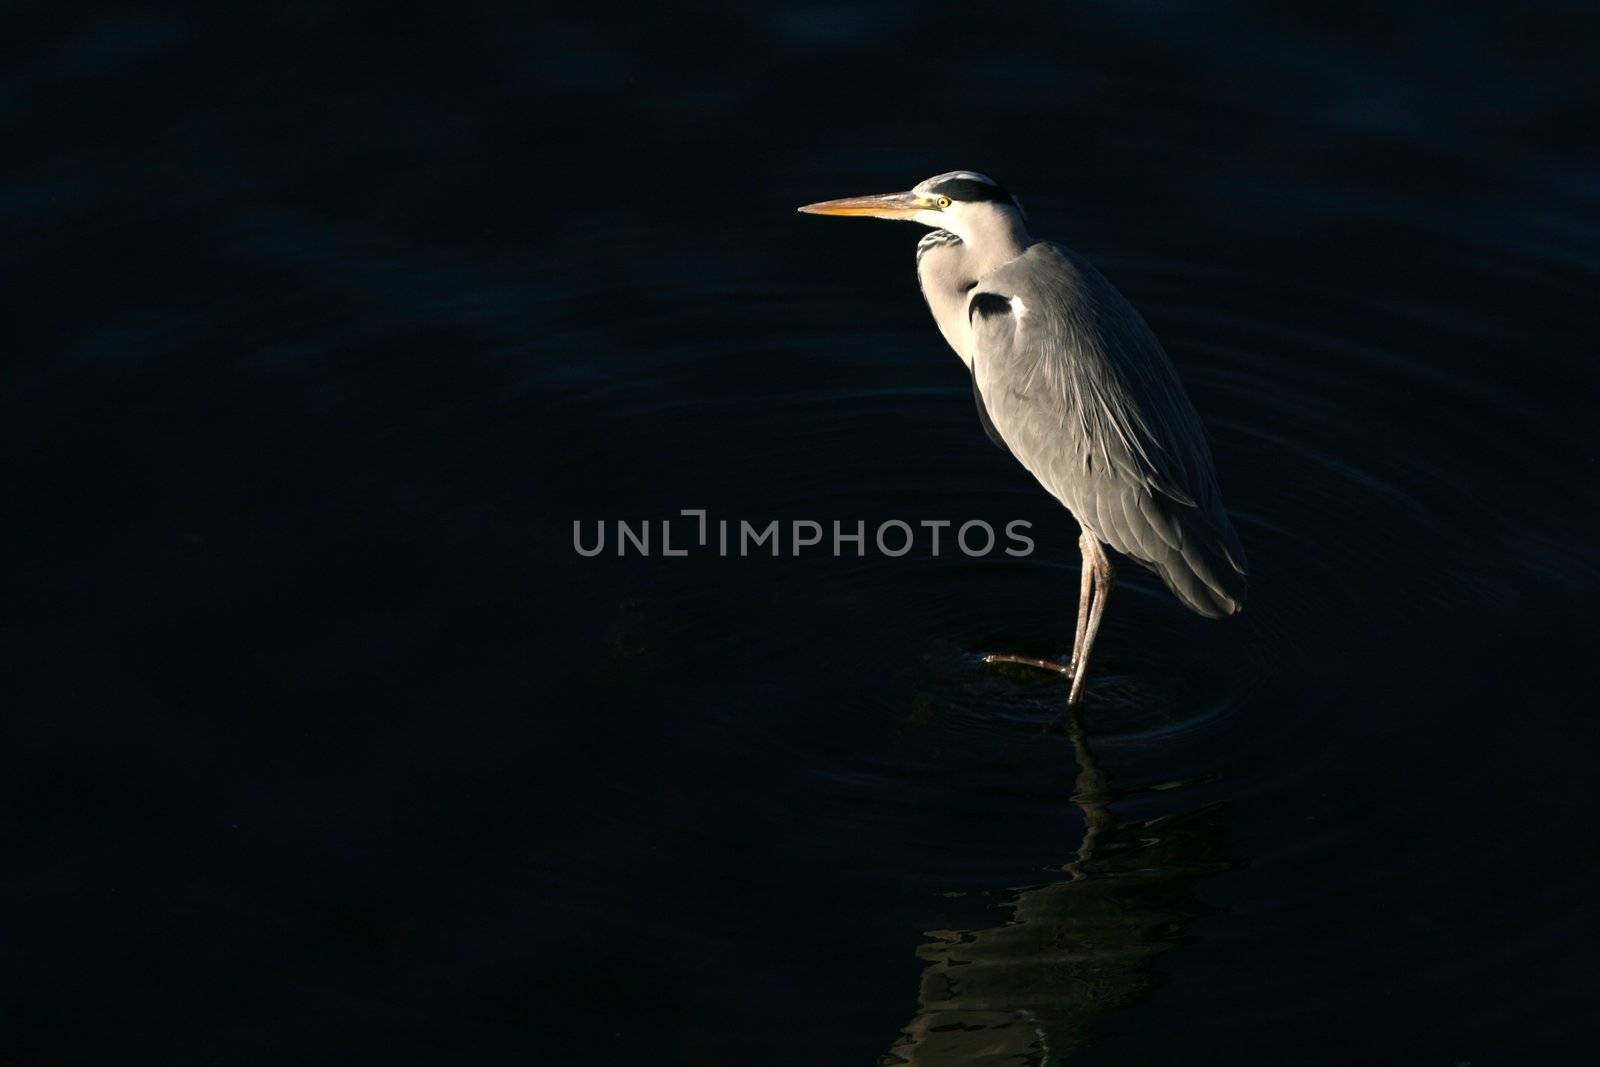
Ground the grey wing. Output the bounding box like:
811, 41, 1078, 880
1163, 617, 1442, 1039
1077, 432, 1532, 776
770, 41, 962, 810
971, 370, 1009, 451
967, 299, 1010, 452
969, 243, 1247, 617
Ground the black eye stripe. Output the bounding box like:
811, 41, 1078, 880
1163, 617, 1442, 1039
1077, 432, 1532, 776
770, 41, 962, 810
930, 178, 1014, 204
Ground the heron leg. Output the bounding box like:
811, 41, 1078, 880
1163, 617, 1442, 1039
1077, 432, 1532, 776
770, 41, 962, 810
1068, 529, 1095, 674
1067, 536, 1114, 707
981, 653, 1072, 675
982, 530, 1097, 678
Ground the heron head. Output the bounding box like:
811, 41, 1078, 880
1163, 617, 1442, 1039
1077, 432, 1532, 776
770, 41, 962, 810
797, 171, 1025, 243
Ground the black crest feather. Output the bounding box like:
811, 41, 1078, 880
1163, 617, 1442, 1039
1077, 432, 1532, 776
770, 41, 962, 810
930, 177, 1014, 205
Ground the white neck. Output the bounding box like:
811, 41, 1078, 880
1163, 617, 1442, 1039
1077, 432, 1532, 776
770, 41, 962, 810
915, 201, 1031, 276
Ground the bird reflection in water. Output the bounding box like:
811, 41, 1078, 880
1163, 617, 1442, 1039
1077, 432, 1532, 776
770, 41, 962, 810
881, 711, 1234, 1065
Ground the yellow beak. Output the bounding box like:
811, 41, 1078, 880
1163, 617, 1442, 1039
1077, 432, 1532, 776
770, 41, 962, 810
796, 191, 928, 220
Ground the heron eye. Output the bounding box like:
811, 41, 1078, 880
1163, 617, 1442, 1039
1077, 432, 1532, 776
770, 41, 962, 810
936, 196, 952, 209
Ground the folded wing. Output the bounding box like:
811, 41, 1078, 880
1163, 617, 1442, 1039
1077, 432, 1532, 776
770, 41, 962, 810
968, 243, 1248, 617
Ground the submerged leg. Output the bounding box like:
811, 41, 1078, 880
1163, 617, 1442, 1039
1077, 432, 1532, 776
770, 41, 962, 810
982, 529, 1097, 678
1067, 536, 1115, 707
981, 652, 1072, 675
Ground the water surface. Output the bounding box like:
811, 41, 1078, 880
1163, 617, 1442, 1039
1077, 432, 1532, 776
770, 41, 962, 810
6, 3, 1600, 1063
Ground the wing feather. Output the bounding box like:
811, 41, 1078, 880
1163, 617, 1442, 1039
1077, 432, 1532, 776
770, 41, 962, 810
968, 243, 1247, 617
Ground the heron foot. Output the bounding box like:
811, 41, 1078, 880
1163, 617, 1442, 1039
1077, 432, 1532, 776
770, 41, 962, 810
982, 653, 1075, 677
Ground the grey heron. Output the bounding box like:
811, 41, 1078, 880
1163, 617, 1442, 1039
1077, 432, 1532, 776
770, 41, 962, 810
799, 171, 1246, 705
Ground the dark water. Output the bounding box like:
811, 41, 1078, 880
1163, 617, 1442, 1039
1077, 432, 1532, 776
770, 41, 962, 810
8, 3, 1600, 1063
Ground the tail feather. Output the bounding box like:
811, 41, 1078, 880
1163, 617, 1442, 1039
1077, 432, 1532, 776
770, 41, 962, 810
1149, 510, 1247, 619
